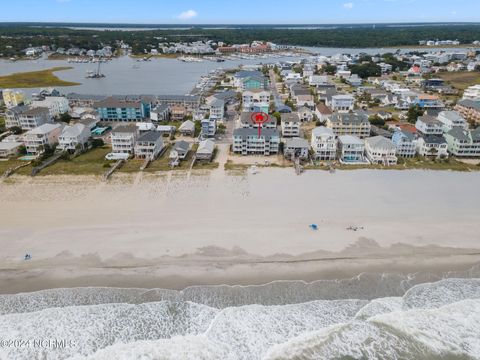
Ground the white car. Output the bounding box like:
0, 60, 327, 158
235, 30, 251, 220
105, 153, 130, 161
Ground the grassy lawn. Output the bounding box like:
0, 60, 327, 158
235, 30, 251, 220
224, 160, 250, 171
0, 159, 33, 176
144, 144, 195, 172
437, 72, 480, 91
306, 157, 480, 172
37, 147, 111, 176
0, 67, 80, 88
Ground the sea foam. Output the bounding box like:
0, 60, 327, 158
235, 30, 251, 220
0, 276, 479, 360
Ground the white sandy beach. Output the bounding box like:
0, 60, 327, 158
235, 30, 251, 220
1, 168, 480, 292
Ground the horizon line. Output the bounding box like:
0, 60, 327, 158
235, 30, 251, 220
2, 21, 480, 26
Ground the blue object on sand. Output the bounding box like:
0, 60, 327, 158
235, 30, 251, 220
310, 224, 318, 230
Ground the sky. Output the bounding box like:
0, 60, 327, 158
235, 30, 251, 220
1, 0, 479, 24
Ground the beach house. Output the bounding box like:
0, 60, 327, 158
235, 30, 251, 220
232, 128, 280, 156
169, 140, 191, 161
178, 120, 195, 137
437, 111, 468, 132
57, 123, 91, 152
284, 137, 309, 160
209, 98, 225, 120
111, 125, 138, 154
280, 113, 301, 137
196, 139, 215, 160
14, 107, 52, 131
0, 142, 23, 158
337, 135, 367, 163
327, 112, 371, 139
391, 130, 417, 158
415, 115, 444, 136
150, 104, 170, 122
311, 126, 337, 161
364, 136, 398, 165
242, 90, 270, 113
416, 135, 449, 158
329, 95, 355, 113
5, 106, 27, 129
24, 123, 63, 156
134, 131, 164, 159
31, 96, 69, 118
201, 118, 216, 138
315, 102, 333, 123
444, 128, 480, 157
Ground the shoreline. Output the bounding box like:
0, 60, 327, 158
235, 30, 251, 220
1, 244, 479, 295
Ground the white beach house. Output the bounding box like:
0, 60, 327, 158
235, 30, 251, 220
338, 135, 367, 164
31, 96, 69, 118
437, 111, 468, 132
111, 125, 138, 154
58, 123, 91, 151
24, 123, 63, 156
311, 126, 337, 161
134, 131, 164, 159
364, 136, 398, 165
416, 135, 449, 158
280, 113, 301, 137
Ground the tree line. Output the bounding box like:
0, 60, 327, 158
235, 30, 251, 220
2, 24, 480, 57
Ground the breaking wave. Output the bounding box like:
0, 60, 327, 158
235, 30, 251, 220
0, 274, 479, 359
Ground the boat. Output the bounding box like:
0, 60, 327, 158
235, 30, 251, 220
86, 57, 106, 78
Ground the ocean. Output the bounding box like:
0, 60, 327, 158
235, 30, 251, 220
1, 266, 479, 360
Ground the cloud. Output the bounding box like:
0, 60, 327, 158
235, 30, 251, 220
343, 2, 354, 9
177, 10, 198, 20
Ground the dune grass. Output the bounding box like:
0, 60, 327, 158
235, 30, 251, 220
0, 67, 80, 88
437, 71, 480, 91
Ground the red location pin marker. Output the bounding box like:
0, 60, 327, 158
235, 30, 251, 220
250, 112, 269, 138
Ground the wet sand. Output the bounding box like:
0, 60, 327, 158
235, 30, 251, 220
1, 169, 479, 294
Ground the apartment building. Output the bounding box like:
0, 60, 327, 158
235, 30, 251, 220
232, 128, 280, 156
327, 112, 371, 139
94, 97, 150, 122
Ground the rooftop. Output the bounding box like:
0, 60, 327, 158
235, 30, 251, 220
233, 127, 279, 140
137, 131, 162, 142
